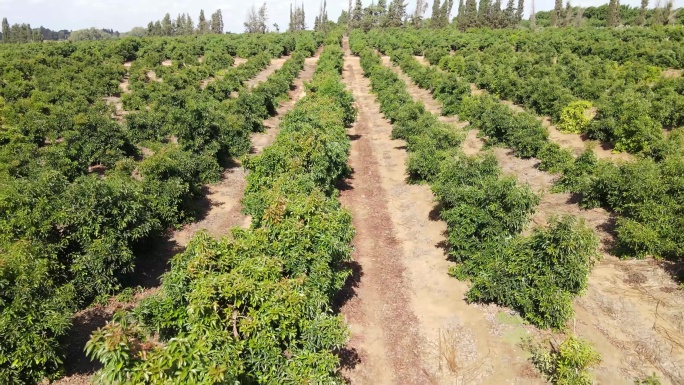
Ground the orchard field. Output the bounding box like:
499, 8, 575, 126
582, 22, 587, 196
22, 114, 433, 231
1, 2, 684, 384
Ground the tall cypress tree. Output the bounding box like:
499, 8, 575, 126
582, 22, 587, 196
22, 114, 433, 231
215, 10, 224, 33
351, 0, 363, 28
432, 0, 443, 27
456, 0, 466, 28
635, 0, 648, 26
154, 20, 163, 36
551, 0, 562, 26
478, 0, 491, 26
442, 0, 454, 24
161, 13, 173, 36
490, 0, 502, 27
175, 14, 182, 35
662, 0, 673, 25
186, 14, 195, 34
504, 0, 516, 26
530, 0, 536, 29
563, 1, 573, 26
2, 18, 9, 42
465, 0, 478, 27
198, 9, 210, 33
516, 0, 524, 21
607, 0, 618, 27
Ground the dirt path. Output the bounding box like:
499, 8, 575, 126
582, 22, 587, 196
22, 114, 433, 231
233, 57, 248, 67
251, 56, 319, 153
412, 56, 632, 162
54, 55, 319, 385
391, 57, 684, 384
245, 56, 290, 89
173, 54, 319, 243
340, 44, 539, 385
103, 61, 133, 120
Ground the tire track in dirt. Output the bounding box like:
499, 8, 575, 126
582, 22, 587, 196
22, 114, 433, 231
393, 58, 684, 384
377, 56, 543, 385
54, 55, 319, 385
339, 45, 536, 384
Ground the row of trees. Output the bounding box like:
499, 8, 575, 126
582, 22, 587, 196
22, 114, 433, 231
1, 17, 121, 43
0, 32, 307, 383
346, 0, 524, 30
86, 36, 359, 384
350, 31, 600, 330
289, 2, 307, 31
455, 0, 525, 29
1, 19, 41, 43
146, 9, 224, 37
540, 0, 681, 28
383, 26, 684, 261
341, 0, 682, 31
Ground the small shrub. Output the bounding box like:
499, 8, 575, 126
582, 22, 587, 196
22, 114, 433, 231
524, 335, 602, 385
558, 100, 593, 134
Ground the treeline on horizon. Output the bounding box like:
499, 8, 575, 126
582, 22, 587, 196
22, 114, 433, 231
0, 0, 683, 43
1, 17, 121, 43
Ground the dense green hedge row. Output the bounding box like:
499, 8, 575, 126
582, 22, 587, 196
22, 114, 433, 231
367, 29, 684, 265
460, 92, 684, 263
351, 31, 599, 330
366, 27, 684, 68
389, 50, 469, 116
86, 39, 357, 384
0, 33, 316, 383
440, 48, 683, 155
367, 27, 684, 155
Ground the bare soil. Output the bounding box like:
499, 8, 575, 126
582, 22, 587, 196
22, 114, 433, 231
146, 70, 161, 83
245, 56, 290, 90
54, 54, 319, 385
394, 56, 684, 384
102, 62, 134, 121
339, 44, 539, 385
662, 68, 683, 78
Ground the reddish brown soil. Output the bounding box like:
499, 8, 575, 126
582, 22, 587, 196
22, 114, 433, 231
395, 56, 684, 384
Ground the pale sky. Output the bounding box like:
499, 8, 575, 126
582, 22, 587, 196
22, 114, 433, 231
0, 0, 678, 33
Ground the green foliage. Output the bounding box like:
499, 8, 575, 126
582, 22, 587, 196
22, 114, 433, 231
538, 142, 574, 174
355, 33, 600, 329
391, 49, 470, 116
525, 335, 602, 385
434, 154, 539, 260
457, 216, 599, 329
635, 374, 662, 385
86, 43, 355, 384
463, 95, 548, 158
558, 100, 593, 134
0, 32, 318, 381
